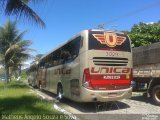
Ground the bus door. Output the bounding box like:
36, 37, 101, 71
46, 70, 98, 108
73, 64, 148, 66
37, 68, 47, 88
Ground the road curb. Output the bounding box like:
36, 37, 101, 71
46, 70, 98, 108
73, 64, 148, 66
28, 85, 80, 120
53, 103, 80, 120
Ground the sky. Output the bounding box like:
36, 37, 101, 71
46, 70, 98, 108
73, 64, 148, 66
0, 0, 160, 58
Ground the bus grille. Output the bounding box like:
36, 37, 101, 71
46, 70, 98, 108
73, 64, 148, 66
93, 57, 128, 66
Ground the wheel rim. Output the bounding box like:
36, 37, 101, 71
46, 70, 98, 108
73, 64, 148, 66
39, 84, 42, 89
155, 89, 160, 102
58, 87, 63, 99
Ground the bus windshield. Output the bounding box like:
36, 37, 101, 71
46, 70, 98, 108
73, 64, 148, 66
89, 31, 131, 52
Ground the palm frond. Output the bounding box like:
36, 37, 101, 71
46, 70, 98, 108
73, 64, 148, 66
30, 0, 45, 4
0, 20, 18, 46
22, 0, 45, 5
17, 52, 34, 59
22, 0, 29, 4
5, 0, 45, 27
5, 44, 20, 57
16, 40, 32, 48
0, 20, 34, 81
5, 40, 33, 58
14, 30, 27, 42
21, 48, 36, 53
0, 0, 6, 11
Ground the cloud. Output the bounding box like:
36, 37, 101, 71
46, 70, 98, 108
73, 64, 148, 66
146, 22, 155, 25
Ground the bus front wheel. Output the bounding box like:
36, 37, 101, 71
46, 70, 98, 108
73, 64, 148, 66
151, 85, 160, 106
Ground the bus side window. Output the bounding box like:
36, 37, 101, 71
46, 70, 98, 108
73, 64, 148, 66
44, 63, 47, 68
43, 56, 51, 68
69, 36, 80, 61
59, 36, 81, 64
52, 49, 61, 66
60, 49, 71, 63
40, 61, 45, 69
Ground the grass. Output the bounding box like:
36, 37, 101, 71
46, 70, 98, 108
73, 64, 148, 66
0, 81, 61, 117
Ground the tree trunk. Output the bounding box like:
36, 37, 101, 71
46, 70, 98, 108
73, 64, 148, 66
5, 65, 9, 83
9, 67, 12, 81
19, 64, 22, 76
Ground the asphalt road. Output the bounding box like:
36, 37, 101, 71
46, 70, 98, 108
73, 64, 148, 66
32, 88, 160, 120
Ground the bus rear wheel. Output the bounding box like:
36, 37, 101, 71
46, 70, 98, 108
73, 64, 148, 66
151, 85, 160, 106
57, 85, 64, 102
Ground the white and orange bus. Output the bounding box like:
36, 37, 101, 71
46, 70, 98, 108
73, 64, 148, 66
32, 29, 132, 102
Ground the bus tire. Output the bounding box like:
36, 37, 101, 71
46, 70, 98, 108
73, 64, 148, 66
151, 85, 160, 106
38, 83, 42, 90
57, 85, 64, 102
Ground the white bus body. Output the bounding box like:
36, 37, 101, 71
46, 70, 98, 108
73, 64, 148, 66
35, 30, 132, 102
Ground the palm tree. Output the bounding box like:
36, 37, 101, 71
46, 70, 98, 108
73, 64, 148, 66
0, 20, 35, 82
0, 0, 45, 27
35, 54, 43, 60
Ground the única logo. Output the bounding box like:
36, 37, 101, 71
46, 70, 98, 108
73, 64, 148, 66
93, 33, 126, 47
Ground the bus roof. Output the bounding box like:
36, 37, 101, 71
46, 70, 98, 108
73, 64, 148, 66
89, 29, 125, 34
29, 61, 39, 68
39, 29, 125, 61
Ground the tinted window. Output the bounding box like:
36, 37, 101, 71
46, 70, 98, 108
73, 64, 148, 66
42, 36, 81, 68
60, 36, 81, 63
89, 31, 131, 52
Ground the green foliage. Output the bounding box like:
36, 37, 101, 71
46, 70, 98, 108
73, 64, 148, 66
0, 81, 59, 114
0, 67, 5, 75
128, 21, 160, 47
0, 20, 34, 82
21, 70, 27, 80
